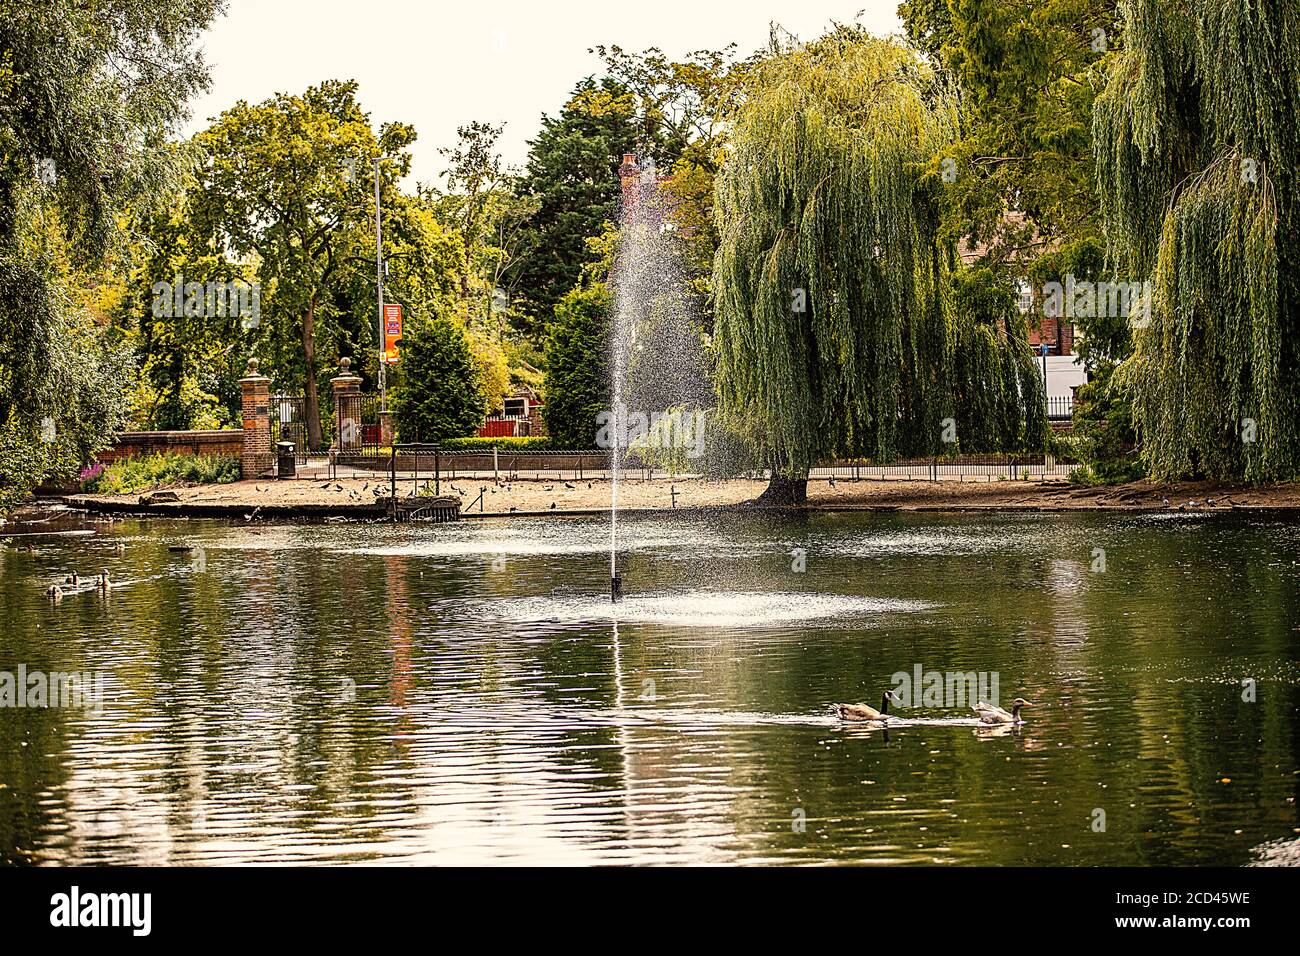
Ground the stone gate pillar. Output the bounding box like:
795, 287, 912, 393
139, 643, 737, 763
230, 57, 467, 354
331, 357, 363, 452
240, 358, 274, 478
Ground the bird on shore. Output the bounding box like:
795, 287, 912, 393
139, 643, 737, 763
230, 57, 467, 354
549, 502, 556, 509
564, 481, 575, 490
833, 690, 900, 723
973, 698, 1032, 724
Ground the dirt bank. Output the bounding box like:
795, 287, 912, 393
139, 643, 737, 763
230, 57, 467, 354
57, 475, 1300, 518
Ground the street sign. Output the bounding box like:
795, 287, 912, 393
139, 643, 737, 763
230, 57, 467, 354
382, 303, 402, 364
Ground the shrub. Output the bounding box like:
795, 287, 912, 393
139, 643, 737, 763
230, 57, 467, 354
84, 453, 240, 495
392, 316, 486, 442
1069, 363, 1144, 484
543, 283, 610, 449
438, 436, 554, 451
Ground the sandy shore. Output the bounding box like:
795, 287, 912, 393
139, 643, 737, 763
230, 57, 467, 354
59, 474, 1300, 517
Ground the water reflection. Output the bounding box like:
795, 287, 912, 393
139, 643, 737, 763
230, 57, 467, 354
1, 508, 1298, 865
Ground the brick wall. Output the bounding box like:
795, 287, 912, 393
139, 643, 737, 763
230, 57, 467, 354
96, 430, 243, 466
1027, 317, 1075, 355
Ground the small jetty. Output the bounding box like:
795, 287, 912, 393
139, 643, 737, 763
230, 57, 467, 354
389, 495, 461, 523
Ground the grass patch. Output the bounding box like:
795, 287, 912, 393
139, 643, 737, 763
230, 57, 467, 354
84, 453, 240, 495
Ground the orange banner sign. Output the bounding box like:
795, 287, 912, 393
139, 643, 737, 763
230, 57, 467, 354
382, 303, 402, 364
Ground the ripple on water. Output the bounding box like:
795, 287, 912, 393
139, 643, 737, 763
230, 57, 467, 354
478, 590, 935, 628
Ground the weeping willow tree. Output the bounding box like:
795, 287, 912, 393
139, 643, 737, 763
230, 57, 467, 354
712, 29, 1046, 502
1096, 0, 1300, 481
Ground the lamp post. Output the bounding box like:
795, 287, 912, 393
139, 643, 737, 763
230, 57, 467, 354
374, 157, 387, 412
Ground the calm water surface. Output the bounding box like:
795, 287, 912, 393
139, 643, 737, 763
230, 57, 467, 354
2, 506, 1298, 865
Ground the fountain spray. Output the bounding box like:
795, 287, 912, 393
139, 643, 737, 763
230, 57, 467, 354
608, 154, 712, 603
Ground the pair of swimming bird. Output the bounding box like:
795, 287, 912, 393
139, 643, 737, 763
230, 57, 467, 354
45, 570, 112, 598
833, 690, 1032, 725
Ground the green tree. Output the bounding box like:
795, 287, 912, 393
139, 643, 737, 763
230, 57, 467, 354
0, 0, 220, 509
543, 282, 611, 448
190, 80, 416, 449
392, 315, 485, 442
1096, 0, 1300, 481
115, 190, 256, 430
430, 121, 538, 326
509, 78, 642, 334
592, 43, 749, 307
712, 28, 1045, 502
901, 0, 1120, 265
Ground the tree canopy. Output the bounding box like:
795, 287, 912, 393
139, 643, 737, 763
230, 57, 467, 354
0, 0, 221, 508
712, 29, 1046, 488
1096, 0, 1300, 481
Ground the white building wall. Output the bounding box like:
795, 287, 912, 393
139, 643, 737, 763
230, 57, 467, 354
1043, 354, 1087, 398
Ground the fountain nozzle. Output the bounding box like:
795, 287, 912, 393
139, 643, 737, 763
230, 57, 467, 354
611, 573, 623, 603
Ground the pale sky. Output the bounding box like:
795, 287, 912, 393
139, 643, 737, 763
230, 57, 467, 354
186, 0, 904, 187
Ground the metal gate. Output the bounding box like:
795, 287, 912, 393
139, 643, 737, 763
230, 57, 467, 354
268, 395, 331, 464
334, 393, 382, 460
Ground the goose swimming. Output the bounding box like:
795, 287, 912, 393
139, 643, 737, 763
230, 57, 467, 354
973, 697, 1031, 724
834, 690, 900, 723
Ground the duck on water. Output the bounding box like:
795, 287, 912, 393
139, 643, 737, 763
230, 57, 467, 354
832, 692, 1033, 725
832, 690, 901, 723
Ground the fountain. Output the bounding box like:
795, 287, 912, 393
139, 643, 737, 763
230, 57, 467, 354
607, 154, 712, 602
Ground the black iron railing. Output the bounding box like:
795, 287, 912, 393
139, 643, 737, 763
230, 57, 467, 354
1046, 395, 1074, 421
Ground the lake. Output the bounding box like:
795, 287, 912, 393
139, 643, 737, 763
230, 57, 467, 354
2, 506, 1298, 865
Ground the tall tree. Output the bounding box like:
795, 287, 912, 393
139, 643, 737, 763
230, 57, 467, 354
1096, 0, 1300, 481
509, 78, 643, 334
191, 80, 415, 449
428, 121, 538, 342
900, 0, 1119, 265
0, 0, 221, 509
592, 43, 749, 305
712, 28, 1045, 502
544, 282, 611, 449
